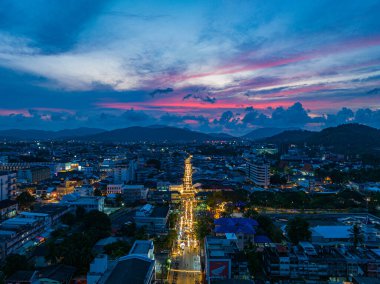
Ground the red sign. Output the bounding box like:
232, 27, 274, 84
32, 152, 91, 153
209, 260, 229, 278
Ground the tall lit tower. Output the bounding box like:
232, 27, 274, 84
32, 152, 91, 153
182, 155, 193, 195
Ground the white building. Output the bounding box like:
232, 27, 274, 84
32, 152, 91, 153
60, 193, 105, 212
246, 160, 270, 188
311, 225, 351, 245
113, 167, 129, 184
78, 165, 94, 176
87, 240, 155, 284
123, 185, 148, 204
0, 172, 17, 201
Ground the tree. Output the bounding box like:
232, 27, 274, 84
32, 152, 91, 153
115, 194, 123, 206
103, 241, 131, 259
94, 188, 102, 196
270, 174, 287, 185
16, 192, 35, 209
257, 214, 283, 243
57, 232, 94, 273
146, 159, 161, 170
3, 254, 30, 277
75, 206, 86, 220
119, 222, 136, 237
168, 212, 179, 229
286, 217, 311, 244
246, 250, 263, 276
61, 212, 76, 226
135, 226, 148, 240
195, 214, 214, 242
83, 210, 112, 239
243, 208, 259, 218
351, 223, 364, 250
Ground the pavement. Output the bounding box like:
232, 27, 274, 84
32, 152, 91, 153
168, 247, 201, 284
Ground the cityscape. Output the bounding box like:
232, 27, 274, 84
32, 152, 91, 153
0, 1, 380, 284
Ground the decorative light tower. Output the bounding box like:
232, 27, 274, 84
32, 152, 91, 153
182, 155, 194, 195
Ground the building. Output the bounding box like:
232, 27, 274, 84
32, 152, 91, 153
36, 186, 57, 198
0, 215, 46, 261
0, 205, 70, 262
74, 185, 94, 196
0, 172, 17, 201
157, 182, 171, 191
134, 204, 169, 234
214, 218, 258, 250
60, 193, 105, 212
204, 235, 250, 284
5, 265, 75, 284
0, 199, 18, 219
56, 180, 77, 197
129, 240, 155, 260
246, 160, 270, 188
311, 225, 352, 245
87, 240, 155, 284
17, 166, 51, 184
123, 185, 148, 204
78, 165, 94, 176
111, 161, 137, 184
253, 144, 278, 155
37, 264, 76, 284
106, 184, 125, 195
5, 271, 37, 284
261, 242, 380, 282
113, 166, 129, 184
147, 190, 171, 205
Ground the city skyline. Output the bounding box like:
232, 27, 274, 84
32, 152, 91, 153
0, 0, 380, 133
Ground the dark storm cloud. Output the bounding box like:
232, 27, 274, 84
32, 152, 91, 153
149, 88, 173, 97
183, 94, 216, 104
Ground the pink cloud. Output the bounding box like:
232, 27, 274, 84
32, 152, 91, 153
0, 109, 32, 117
161, 35, 380, 85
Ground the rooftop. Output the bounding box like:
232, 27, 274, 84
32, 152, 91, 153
130, 240, 154, 255
0, 199, 17, 210
38, 264, 76, 283
105, 256, 154, 284
214, 218, 258, 235
311, 225, 351, 239
151, 206, 169, 218
6, 270, 36, 282
205, 236, 239, 259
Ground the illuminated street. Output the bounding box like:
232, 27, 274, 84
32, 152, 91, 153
168, 156, 201, 284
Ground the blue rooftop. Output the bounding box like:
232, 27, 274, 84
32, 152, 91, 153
214, 218, 258, 235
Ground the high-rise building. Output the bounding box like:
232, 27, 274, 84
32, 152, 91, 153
246, 160, 270, 188
113, 166, 129, 184
17, 166, 51, 183
0, 172, 17, 201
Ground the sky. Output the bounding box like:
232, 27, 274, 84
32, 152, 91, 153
0, 0, 380, 134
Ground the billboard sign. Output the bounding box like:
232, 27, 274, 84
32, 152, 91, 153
209, 260, 230, 278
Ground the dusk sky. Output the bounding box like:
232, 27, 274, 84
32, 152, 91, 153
0, 0, 380, 134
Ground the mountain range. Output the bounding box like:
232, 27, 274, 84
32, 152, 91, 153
0, 127, 105, 140
82, 126, 213, 142
262, 123, 380, 155
0, 124, 379, 154
242, 127, 298, 140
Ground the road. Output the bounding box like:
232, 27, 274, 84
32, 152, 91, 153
168, 156, 201, 284
168, 247, 201, 284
